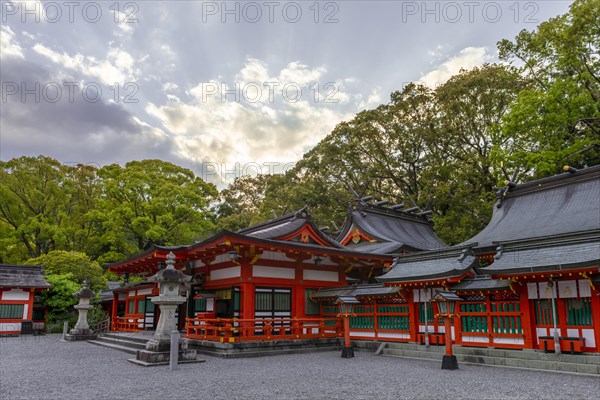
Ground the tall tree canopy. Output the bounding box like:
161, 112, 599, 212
498, 0, 600, 176
0, 156, 72, 261
0, 157, 217, 265
93, 160, 217, 264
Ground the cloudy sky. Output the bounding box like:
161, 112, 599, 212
1, 1, 571, 186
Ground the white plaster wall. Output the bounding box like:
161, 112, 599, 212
462, 335, 489, 343
252, 265, 295, 279
493, 337, 524, 345
350, 331, 375, 337
0, 323, 21, 332
378, 332, 410, 339
581, 329, 596, 347
2, 289, 30, 301
211, 266, 241, 280
303, 269, 338, 282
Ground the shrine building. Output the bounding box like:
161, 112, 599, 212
105, 165, 600, 354
0, 264, 51, 335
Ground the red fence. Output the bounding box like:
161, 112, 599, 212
185, 317, 343, 343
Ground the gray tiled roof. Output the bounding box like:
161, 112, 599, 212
376, 248, 478, 282
338, 208, 447, 254
480, 239, 600, 275
466, 166, 600, 249
450, 278, 511, 291
0, 264, 52, 289
237, 207, 343, 247
311, 284, 402, 300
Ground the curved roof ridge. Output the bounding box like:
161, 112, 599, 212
465, 165, 600, 249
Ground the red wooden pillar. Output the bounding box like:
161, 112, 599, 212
372, 300, 378, 340
454, 306, 462, 345
518, 285, 535, 349
240, 283, 254, 320
486, 295, 493, 345
26, 289, 35, 320
111, 291, 118, 330
590, 285, 600, 352
556, 296, 568, 337
294, 262, 304, 318
445, 317, 453, 355
409, 289, 419, 343
239, 258, 254, 320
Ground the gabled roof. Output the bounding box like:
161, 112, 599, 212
107, 229, 392, 275
0, 264, 52, 289
238, 207, 342, 248
466, 165, 600, 249
337, 204, 447, 254
376, 245, 478, 283
479, 232, 600, 275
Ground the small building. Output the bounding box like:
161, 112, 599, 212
0, 264, 52, 334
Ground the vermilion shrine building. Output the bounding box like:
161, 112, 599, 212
0, 264, 51, 335
106, 166, 600, 354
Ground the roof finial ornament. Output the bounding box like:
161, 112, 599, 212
165, 251, 176, 269
457, 248, 470, 262
496, 165, 519, 208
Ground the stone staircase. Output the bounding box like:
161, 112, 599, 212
186, 337, 341, 358
88, 332, 341, 358
88, 333, 149, 354
354, 341, 600, 375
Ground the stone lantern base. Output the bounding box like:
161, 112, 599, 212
128, 339, 203, 367
64, 328, 97, 341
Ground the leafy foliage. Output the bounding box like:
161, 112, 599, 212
26, 250, 107, 291
93, 160, 217, 264
39, 273, 80, 325
498, 0, 600, 176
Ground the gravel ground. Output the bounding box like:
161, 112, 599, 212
1, 334, 599, 400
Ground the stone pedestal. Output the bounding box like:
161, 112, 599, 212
65, 280, 97, 341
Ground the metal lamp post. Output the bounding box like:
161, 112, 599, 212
336, 296, 360, 358
432, 290, 462, 370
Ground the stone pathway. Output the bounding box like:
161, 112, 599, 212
1, 335, 598, 400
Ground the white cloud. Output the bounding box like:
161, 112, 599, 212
32, 44, 138, 85
418, 47, 494, 88
1, 26, 24, 59
111, 10, 135, 35
162, 82, 179, 92
145, 58, 356, 168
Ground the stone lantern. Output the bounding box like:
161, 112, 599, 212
65, 279, 97, 341
132, 252, 199, 365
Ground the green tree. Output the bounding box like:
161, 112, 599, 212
94, 160, 217, 263
498, 0, 600, 176
426, 64, 526, 242
39, 273, 80, 325
0, 156, 70, 260
26, 250, 107, 291
216, 174, 275, 231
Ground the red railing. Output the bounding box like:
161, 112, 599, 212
112, 314, 144, 332
185, 317, 343, 343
